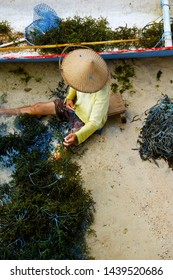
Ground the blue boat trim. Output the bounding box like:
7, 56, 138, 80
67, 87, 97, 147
1, 47, 173, 62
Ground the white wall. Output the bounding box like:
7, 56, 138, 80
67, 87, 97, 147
0, 0, 165, 32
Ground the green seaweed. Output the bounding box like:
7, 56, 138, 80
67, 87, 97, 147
139, 21, 163, 48
0, 114, 95, 260
0, 93, 8, 104
2, 17, 172, 52
9, 67, 32, 84
26, 16, 168, 53
32, 16, 115, 53
156, 70, 162, 81
0, 20, 11, 34
49, 79, 69, 99
111, 61, 135, 94
0, 20, 23, 45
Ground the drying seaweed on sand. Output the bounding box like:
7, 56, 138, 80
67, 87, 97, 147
138, 95, 173, 168
0, 114, 95, 260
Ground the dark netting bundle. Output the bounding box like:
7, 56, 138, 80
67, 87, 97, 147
138, 95, 173, 168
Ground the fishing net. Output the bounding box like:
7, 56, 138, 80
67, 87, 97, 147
138, 95, 173, 168
25, 3, 61, 45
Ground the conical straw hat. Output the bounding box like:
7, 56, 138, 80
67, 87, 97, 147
61, 48, 109, 93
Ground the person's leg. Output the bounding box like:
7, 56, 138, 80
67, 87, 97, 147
0, 101, 56, 116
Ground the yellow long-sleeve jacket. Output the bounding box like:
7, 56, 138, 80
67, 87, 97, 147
66, 84, 109, 144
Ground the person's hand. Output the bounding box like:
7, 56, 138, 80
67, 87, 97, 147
63, 133, 77, 146
66, 99, 76, 111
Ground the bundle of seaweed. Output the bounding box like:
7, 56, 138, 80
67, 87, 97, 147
138, 95, 173, 168
0, 20, 23, 45
0, 114, 95, 260
32, 16, 141, 53
27, 17, 173, 53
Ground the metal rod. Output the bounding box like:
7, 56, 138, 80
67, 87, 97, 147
160, 0, 172, 47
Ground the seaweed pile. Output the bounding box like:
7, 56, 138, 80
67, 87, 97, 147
31, 16, 142, 53
0, 17, 170, 53
138, 95, 173, 168
0, 114, 95, 260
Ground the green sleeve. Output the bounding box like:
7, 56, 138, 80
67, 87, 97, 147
75, 87, 109, 144
75, 121, 99, 144
66, 87, 76, 100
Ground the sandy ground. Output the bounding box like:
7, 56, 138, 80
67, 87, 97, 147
1, 57, 173, 259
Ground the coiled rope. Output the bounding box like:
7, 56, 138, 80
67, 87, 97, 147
138, 95, 173, 168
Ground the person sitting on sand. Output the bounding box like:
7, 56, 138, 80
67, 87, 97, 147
0, 48, 109, 155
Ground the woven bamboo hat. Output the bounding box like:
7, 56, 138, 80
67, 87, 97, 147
61, 48, 109, 93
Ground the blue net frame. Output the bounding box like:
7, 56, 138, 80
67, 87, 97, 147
25, 3, 61, 45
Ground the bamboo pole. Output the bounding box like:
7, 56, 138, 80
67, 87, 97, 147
0, 38, 140, 52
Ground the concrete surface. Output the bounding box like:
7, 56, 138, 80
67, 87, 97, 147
0, 0, 164, 32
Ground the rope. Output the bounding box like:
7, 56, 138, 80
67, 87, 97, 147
138, 95, 173, 168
